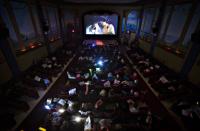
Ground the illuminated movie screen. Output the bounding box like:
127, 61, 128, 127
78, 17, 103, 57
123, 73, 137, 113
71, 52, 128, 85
84, 14, 118, 35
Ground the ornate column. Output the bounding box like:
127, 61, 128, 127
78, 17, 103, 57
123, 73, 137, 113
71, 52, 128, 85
180, 27, 200, 78
57, 6, 65, 45
123, 10, 128, 33
0, 15, 21, 77
5, 0, 25, 49
176, 2, 197, 48
161, 6, 174, 41
149, 1, 166, 55
35, 0, 51, 54
27, 1, 39, 37
136, 7, 144, 40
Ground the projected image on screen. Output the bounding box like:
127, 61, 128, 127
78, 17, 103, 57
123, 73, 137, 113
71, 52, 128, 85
85, 14, 118, 35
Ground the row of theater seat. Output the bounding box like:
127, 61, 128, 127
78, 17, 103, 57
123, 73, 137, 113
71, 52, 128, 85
127, 47, 200, 131
0, 47, 74, 130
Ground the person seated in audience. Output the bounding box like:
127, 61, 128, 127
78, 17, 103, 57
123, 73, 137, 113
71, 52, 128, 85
113, 78, 120, 86
76, 72, 82, 80
99, 119, 112, 131
117, 58, 125, 68
116, 74, 120, 79
120, 58, 125, 64
143, 66, 153, 77
95, 98, 105, 110
131, 72, 138, 85
81, 102, 93, 112
99, 89, 107, 97
66, 100, 75, 112
108, 89, 116, 98
51, 112, 63, 128
84, 116, 92, 131
145, 111, 153, 129
78, 110, 91, 116
53, 62, 62, 69
152, 75, 170, 89
78, 79, 91, 95
121, 80, 131, 87
79, 81, 85, 86
41, 57, 63, 76
127, 99, 139, 113
104, 80, 111, 88
172, 98, 200, 126
79, 56, 84, 61
142, 64, 161, 78
107, 72, 114, 81
43, 78, 51, 86
181, 108, 193, 119
42, 63, 48, 69
114, 67, 124, 76
84, 73, 90, 80
52, 56, 57, 62
94, 89, 107, 109
67, 71, 76, 80
88, 56, 93, 61
133, 91, 140, 98
85, 81, 90, 95
34, 75, 50, 87
66, 50, 72, 55
92, 72, 99, 81
138, 58, 150, 67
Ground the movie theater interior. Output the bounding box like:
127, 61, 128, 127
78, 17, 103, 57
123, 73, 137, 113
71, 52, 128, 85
0, 0, 200, 131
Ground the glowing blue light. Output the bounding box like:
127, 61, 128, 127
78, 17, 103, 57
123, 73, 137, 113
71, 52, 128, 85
44, 79, 50, 85
45, 105, 51, 110
69, 88, 76, 95
96, 68, 101, 72
92, 43, 96, 47
97, 60, 103, 66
